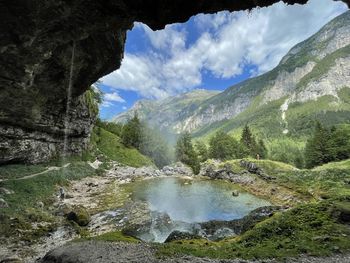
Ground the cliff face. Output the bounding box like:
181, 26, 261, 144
0, 0, 347, 163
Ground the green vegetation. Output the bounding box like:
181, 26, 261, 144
157, 158, 350, 259
268, 138, 305, 168
81, 231, 139, 243
194, 140, 209, 163
176, 132, 200, 174
313, 159, 350, 171
273, 167, 350, 200
207, 126, 267, 161
305, 122, 350, 168
96, 119, 123, 137
93, 126, 153, 168
0, 163, 48, 180
0, 161, 97, 242
110, 113, 173, 168
121, 113, 143, 149
84, 86, 102, 116
209, 131, 243, 160
158, 201, 350, 259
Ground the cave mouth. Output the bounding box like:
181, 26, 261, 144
1, 0, 349, 165
123, 177, 271, 243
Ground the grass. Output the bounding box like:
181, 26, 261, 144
92, 127, 153, 168
313, 159, 350, 171
0, 163, 48, 180
157, 155, 350, 260
271, 168, 350, 201
0, 161, 98, 242
206, 158, 296, 175
0, 123, 154, 242
80, 231, 140, 243
157, 201, 350, 260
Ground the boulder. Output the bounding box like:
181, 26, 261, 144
198, 206, 283, 240
0, 256, 23, 263
0, 198, 9, 208
239, 160, 276, 180
232, 190, 239, 197
162, 162, 193, 176
332, 202, 350, 223
164, 230, 201, 243
66, 206, 91, 226
0, 187, 14, 195
121, 201, 153, 237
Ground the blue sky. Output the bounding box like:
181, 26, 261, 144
98, 0, 347, 120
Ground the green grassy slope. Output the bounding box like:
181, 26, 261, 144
91, 127, 154, 168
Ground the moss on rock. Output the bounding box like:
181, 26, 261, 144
66, 206, 91, 227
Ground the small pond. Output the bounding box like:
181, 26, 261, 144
125, 177, 271, 242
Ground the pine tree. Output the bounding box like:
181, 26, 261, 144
328, 124, 350, 161
257, 139, 268, 159
240, 124, 258, 157
121, 113, 142, 149
176, 132, 200, 174
195, 140, 209, 163
304, 122, 332, 168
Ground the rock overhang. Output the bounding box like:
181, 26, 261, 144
0, 0, 348, 164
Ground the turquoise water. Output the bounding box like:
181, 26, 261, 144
131, 177, 271, 223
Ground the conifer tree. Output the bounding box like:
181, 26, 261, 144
121, 113, 142, 149
176, 132, 200, 174
195, 140, 209, 163
304, 122, 332, 168
257, 139, 268, 159
240, 124, 258, 157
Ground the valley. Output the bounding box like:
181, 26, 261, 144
1, 1, 350, 263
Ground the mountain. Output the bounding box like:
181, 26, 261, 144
114, 11, 350, 142
113, 89, 220, 132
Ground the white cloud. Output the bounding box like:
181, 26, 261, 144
122, 106, 127, 110
101, 0, 347, 99
101, 91, 125, 108
101, 101, 113, 108
104, 92, 126, 103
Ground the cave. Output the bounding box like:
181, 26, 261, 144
0, 0, 349, 164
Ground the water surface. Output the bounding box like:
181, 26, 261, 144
131, 177, 270, 223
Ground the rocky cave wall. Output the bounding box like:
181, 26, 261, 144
0, 0, 349, 164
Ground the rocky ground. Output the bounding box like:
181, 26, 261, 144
0, 162, 195, 262
1, 160, 348, 263
40, 240, 350, 263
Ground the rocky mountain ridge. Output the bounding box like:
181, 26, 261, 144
114, 11, 350, 138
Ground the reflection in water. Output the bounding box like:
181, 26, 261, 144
128, 177, 271, 242
132, 177, 270, 223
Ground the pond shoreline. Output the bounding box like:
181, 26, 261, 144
1, 160, 344, 263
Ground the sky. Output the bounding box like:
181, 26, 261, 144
98, 0, 348, 120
